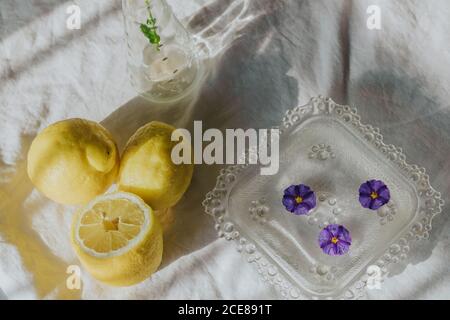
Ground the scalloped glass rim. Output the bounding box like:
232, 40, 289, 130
203, 96, 444, 299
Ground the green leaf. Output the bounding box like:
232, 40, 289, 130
140, 1, 162, 51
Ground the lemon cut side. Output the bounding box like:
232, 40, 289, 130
71, 192, 163, 287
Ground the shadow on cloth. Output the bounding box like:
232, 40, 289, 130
0, 135, 81, 299
350, 69, 450, 283
0, 1, 121, 83
0, 1, 124, 300
0, 0, 65, 41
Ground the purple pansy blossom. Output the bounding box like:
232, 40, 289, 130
359, 180, 390, 210
282, 184, 316, 215
318, 224, 352, 256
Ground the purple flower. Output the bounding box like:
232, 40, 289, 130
318, 224, 352, 256
359, 180, 390, 210
282, 184, 316, 215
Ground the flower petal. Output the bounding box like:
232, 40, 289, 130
370, 198, 385, 210
335, 241, 350, 255
327, 224, 340, 237
321, 243, 337, 255
369, 180, 385, 193
297, 184, 311, 197
294, 203, 310, 215
302, 192, 316, 210
359, 181, 372, 195
378, 186, 391, 202
359, 194, 372, 208
302, 190, 315, 200
338, 226, 352, 243
318, 229, 332, 247
282, 195, 296, 212
284, 185, 297, 197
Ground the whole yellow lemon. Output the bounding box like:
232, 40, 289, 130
118, 121, 193, 210
27, 119, 120, 205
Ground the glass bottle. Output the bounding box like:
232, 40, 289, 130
122, 0, 202, 102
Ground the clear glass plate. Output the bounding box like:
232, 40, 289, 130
203, 96, 444, 299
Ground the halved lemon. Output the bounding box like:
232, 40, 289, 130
71, 192, 163, 287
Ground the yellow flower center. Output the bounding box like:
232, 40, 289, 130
370, 191, 378, 200
295, 196, 303, 204
331, 237, 339, 244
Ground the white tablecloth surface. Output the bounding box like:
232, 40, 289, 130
0, 0, 449, 299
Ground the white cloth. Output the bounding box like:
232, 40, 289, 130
0, 0, 449, 299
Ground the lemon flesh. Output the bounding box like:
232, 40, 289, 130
27, 119, 119, 205
118, 121, 193, 210
71, 192, 163, 287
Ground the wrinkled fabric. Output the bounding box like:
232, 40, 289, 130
0, 0, 449, 299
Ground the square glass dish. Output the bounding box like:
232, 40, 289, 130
203, 96, 443, 299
